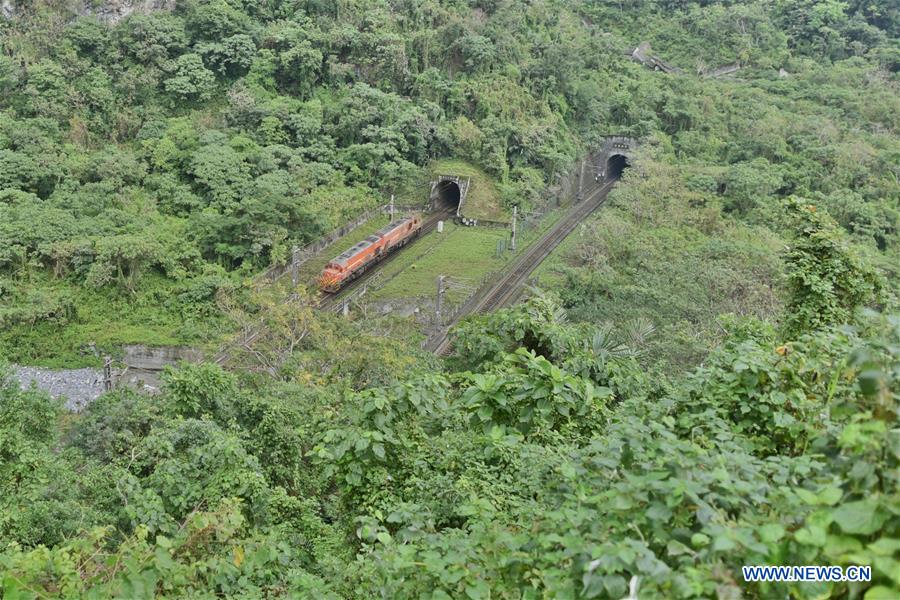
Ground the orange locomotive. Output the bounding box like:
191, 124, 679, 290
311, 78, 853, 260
319, 215, 422, 292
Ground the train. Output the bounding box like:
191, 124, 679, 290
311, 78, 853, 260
319, 215, 423, 292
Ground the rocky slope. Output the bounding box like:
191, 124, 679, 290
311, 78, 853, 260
1, 0, 174, 24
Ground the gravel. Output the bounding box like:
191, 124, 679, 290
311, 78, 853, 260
12, 365, 106, 412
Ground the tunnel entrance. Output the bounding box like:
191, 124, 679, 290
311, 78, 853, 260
606, 154, 629, 180
434, 180, 461, 213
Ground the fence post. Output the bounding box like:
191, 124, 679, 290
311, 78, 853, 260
291, 246, 300, 287
510, 206, 518, 251
436, 275, 446, 321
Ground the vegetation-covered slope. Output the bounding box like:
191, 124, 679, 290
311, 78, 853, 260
0, 0, 898, 597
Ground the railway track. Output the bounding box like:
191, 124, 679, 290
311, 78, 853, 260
428, 177, 618, 356
214, 204, 447, 364
317, 205, 455, 311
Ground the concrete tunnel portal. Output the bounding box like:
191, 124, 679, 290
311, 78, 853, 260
597, 137, 637, 181
434, 179, 462, 213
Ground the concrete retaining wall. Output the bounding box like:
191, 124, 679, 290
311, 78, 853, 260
122, 344, 203, 371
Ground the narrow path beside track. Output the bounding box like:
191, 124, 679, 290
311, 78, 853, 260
427, 177, 618, 355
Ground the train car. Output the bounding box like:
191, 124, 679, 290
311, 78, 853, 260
319, 215, 422, 292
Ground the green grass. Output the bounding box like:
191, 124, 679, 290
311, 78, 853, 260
370, 223, 512, 304
369, 200, 566, 304
368, 202, 571, 307
0, 272, 227, 368
428, 159, 507, 221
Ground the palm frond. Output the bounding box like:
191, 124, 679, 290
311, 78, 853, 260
623, 317, 656, 352
591, 323, 630, 358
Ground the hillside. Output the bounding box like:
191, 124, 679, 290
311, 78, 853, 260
1, 0, 898, 597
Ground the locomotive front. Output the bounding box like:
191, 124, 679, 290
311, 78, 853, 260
319, 262, 345, 293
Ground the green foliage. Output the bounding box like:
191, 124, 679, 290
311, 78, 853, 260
783, 199, 884, 337
353, 312, 899, 598
0, 499, 338, 599
2, 307, 898, 597
0, 0, 897, 597
0, 365, 115, 548
451, 293, 578, 370
162, 362, 238, 421
70, 388, 166, 464
461, 348, 609, 439
538, 154, 789, 372
164, 53, 218, 102
0, 364, 61, 448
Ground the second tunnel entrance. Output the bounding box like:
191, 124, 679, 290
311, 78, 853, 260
606, 154, 629, 180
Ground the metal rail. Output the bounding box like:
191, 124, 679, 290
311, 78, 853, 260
316, 205, 455, 311
213, 206, 453, 365
427, 177, 618, 356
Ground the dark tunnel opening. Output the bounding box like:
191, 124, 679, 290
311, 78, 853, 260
607, 154, 629, 180
435, 180, 461, 213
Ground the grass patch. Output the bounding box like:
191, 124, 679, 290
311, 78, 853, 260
0, 272, 227, 368
371, 223, 512, 304
429, 159, 507, 221
531, 216, 588, 287
369, 203, 570, 306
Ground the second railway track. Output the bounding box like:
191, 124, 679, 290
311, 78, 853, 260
428, 177, 619, 355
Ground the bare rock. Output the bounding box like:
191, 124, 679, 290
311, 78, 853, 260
2, 0, 176, 24
630, 41, 679, 74
77, 0, 176, 24
12, 365, 106, 412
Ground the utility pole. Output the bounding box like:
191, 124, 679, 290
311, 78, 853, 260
389, 194, 395, 221
510, 206, 518, 251
577, 159, 585, 202
436, 275, 446, 321
103, 356, 112, 392
291, 245, 300, 287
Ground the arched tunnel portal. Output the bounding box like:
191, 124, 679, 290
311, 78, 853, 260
596, 136, 638, 183
606, 154, 629, 179
434, 179, 462, 214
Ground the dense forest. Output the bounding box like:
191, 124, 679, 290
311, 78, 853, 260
1, 0, 898, 597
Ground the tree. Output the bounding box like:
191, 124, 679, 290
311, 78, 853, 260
188, 141, 252, 206
120, 13, 189, 66
197, 34, 257, 77
782, 199, 883, 337
261, 20, 324, 97
85, 233, 161, 292
0, 55, 18, 98
164, 53, 217, 102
